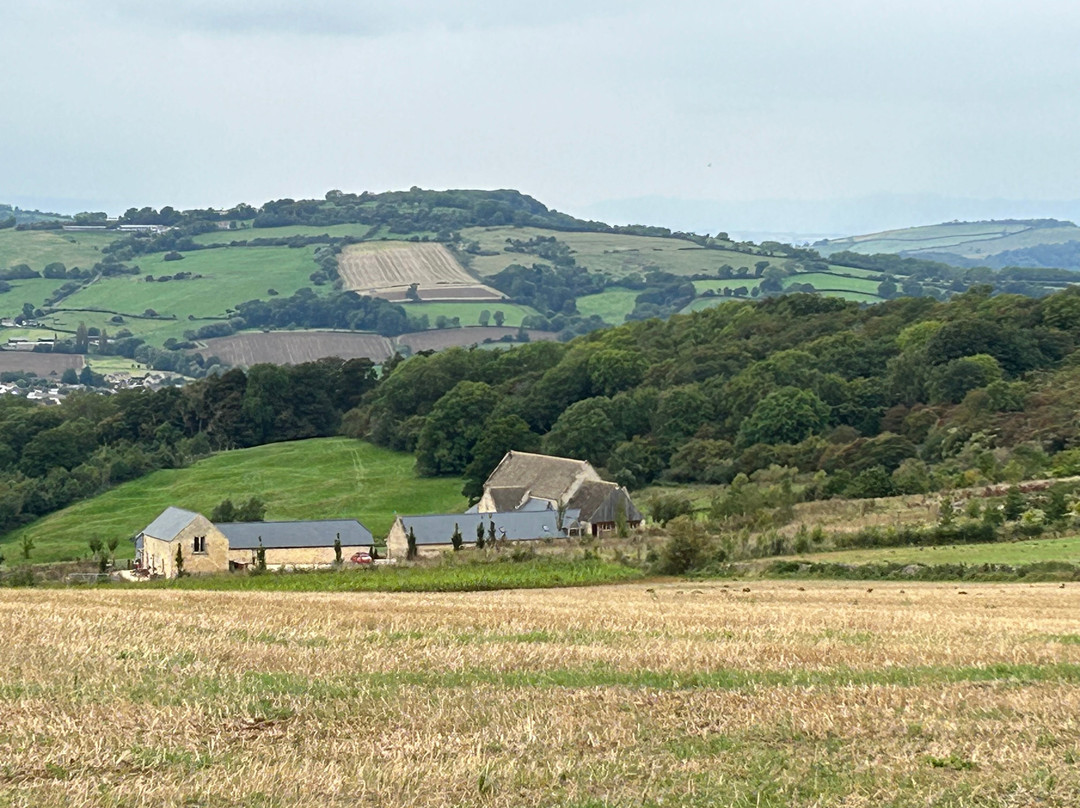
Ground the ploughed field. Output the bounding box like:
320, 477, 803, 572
200, 330, 395, 366
3, 581, 1079, 806
0, 351, 84, 376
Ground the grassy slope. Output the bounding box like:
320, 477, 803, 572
785, 536, 1080, 567
0, 229, 117, 271
398, 300, 538, 327
575, 288, 641, 324
41, 246, 328, 346
461, 226, 771, 279
191, 223, 376, 244
1, 438, 466, 563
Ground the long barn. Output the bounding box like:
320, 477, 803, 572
136, 507, 374, 577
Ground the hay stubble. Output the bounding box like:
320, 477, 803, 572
2, 581, 1079, 806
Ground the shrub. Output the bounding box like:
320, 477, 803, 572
656, 517, 719, 574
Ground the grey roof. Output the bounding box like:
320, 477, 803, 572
397, 511, 570, 546
518, 497, 556, 512
216, 520, 373, 550
141, 507, 201, 541
484, 451, 592, 502
568, 481, 644, 523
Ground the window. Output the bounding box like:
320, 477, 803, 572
193, 535, 207, 554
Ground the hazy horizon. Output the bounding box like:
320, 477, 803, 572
4, 1, 1080, 239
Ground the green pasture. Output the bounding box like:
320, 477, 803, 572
191, 223, 377, 245
41, 246, 329, 346
85, 356, 150, 375
786, 535, 1080, 567
692, 279, 762, 295
151, 557, 643, 593
574, 288, 641, 324
0, 437, 467, 564
461, 226, 775, 279
0, 278, 77, 320
398, 300, 539, 328
0, 229, 117, 272
783, 272, 882, 294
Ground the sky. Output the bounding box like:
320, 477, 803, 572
3, 0, 1080, 237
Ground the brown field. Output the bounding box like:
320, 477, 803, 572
2, 581, 1079, 806
201, 331, 394, 366
0, 351, 84, 376
339, 242, 500, 298
397, 327, 558, 353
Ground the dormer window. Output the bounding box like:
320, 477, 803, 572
193, 535, 207, 554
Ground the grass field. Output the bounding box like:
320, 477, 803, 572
0, 278, 73, 320
0, 438, 466, 564
2, 580, 1080, 805
0, 228, 117, 272
0, 352, 83, 377
38, 247, 329, 346
191, 223, 376, 244
785, 535, 1080, 567
574, 288, 641, 324
461, 226, 775, 279
782, 272, 882, 294
398, 300, 538, 328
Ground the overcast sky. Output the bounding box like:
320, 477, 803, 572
3, 0, 1080, 235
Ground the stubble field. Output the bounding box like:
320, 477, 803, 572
338, 242, 500, 299
1, 581, 1079, 806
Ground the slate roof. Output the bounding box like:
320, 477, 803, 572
216, 520, 373, 550
568, 481, 644, 523
397, 510, 573, 546
140, 507, 201, 541
484, 451, 592, 502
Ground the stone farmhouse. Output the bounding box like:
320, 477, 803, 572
136, 506, 373, 577
385, 451, 643, 559
476, 451, 643, 536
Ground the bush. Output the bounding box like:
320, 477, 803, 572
655, 517, 720, 574
648, 494, 695, 526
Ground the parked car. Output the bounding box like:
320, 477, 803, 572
350, 551, 373, 566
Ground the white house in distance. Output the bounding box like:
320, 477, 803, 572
476, 451, 643, 536
136, 507, 374, 577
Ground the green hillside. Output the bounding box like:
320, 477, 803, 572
1, 438, 466, 563
816, 218, 1080, 269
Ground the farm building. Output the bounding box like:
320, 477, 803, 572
135, 506, 374, 577
386, 510, 574, 559
476, 451, 643, 536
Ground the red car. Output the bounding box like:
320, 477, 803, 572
351, 551, 373, 566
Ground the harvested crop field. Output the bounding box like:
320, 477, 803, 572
3, 580, 1080, 806
397, 326, 558, 353
200, 331, 394, 366
0, 350, 84, 376
339, 242, 498, 297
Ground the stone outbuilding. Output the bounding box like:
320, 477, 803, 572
386, 509, 574, 559
476, 451, 643, 536
135, 507, 374, 577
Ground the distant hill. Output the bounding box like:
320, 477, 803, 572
0, 203, 70, 226
814, 219, 1080, 270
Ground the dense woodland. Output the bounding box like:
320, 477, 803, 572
8, 285, 1080, 540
